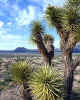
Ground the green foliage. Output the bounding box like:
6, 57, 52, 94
31, 21, 44, 44
64, 0, 80, 27
66, 0, 80, 7
11, 61, 32, 84
45, 6, 64, 30
64, 0, 80, 40
44, 34, 54, 43
29, 66, 64, 100
45, 0, 80, 41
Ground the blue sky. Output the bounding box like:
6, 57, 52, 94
0, 0, 65, 50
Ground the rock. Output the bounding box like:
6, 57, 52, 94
0, 88, 25, 100
73, 81, 80, 88
74, 75, 80, 81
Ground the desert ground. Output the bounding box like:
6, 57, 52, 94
0, 53, 80, 100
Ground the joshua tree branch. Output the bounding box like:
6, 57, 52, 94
37, 40, 48, 58
64, 34, 77, 54
58, 31, 65, 39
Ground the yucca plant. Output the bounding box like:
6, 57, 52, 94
29, 66, 64, 100
30, 21, 54, 65
11, 61, 32, 97
11, 61, 32, 85
44, 34, 54, 44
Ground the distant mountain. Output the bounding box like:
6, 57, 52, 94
0, 50, 13, 53
14, 47, 39, 53
0, 47, 39, 54
54, 47, 80, 53
14, 47, 29, 53
0, 46, 80, 54
54, 44, 80, 53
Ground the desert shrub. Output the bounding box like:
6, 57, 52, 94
29, 66, 64, 100
11, 61, 32, 85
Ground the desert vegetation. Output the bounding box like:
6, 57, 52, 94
45, 0, 80, 99
11, 61, 64, 100
31, 21, 54, 66
0, 54, 80, 100
30, 0, 80, 99
0, 0, 80, 100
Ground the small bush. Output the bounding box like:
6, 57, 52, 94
29, 66, 64, 100
11, 61, 32, 85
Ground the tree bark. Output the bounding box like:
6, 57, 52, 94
37, 41, 49, 65
73, 56, 80, 71
44, 56, 51, 66
64, 52, 74, 100
23, 82, 32, 100
45, 41, 54, 66
60, 33, 78, 100
37, 41, 54, 66
48, 50, 54, 66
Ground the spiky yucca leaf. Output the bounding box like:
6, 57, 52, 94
64, 5, 80, 26
29, 66, 64, 100
44, 34, 54, 43
11, 61, 32, 84
66, 0, 80, 7
45, 6, 64, 30
74, 24, 80, 41
63, 0, 80, 38
31, 21, 44, 44
45, 1, 80, 42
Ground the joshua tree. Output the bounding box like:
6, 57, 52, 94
45, 0, 80, 100
31, 21, 54, 65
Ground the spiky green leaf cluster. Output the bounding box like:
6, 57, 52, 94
64, 0, 80, 27
31, 21, 44, 43
29, 66, 64, 100
45, 6, 64, 30
45, 0, 80, 41
44, 34, 54, 43
66, 0, 80, 7
64, 0, 80, 40
11, 61, 32, 84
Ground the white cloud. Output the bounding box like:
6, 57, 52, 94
5, 34, 21, 39
0, 30, 3, 35
16, 6, 35, 26
0, 32, 29, 50
0, 21, 4, 28
29, 0, 42, 2
43, 0, 66, 12
0, 0, 8, 3
0, 27, 21, 41
12, 4, 19, 11
30, 0, 65, 7
0, 28, 7, 39
54, 40, 60, 48
1, 33, 22, 40
7, 22, 12, 26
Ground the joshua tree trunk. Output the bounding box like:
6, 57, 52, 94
37, 41, 54, 66
45, 41, 54, 66
37, 42, 49, 65
64, 51, 74, 100
23, 82, 32, 100
60, 35, 77, 100
48, 57, 52, 66
48, 50, 54, 66
44, 56, 52, 66
31, 21, 54, 66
